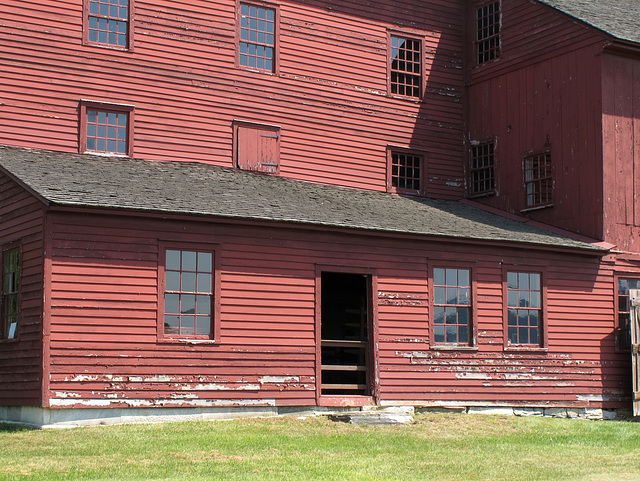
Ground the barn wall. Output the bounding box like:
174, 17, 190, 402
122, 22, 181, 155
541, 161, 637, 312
466, 0, 605, 240
601, 52, 640, 253
45, 210, 630, 410
0, 0, 465, 198
0, 173, 45, 406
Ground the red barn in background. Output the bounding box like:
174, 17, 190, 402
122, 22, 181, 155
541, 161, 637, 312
0, 0, 639, 426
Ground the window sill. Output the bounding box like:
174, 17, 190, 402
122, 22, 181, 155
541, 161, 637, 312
521, 204, 554, 213
158, 338, 218, 345
504, 346, 548, 353
467, 191, 496, 199
84, 42, 131, 52
387, 94, 422, 103
431, 345, 478, 351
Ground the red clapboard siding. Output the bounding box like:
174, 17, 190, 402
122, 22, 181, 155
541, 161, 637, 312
601, 52, 640, 252
0, 0, 465, 199
467, 0, 606, 241
0, 173, 44, 406
39, 209, 629, 410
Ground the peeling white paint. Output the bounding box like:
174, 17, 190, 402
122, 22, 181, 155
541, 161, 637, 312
577, 394, 608, 402
258, 376, 299, 384
184, 383, 261, 391
69, 375, 99, 382
50, 399, 113, 407
49, 398, 277, 408
143, 376, 173, 383
455, 372, 491, 380
54, 392, 81, 398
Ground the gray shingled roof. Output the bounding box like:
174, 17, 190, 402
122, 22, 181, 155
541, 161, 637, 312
538, 0, 640, 44
0, 145, 604, 252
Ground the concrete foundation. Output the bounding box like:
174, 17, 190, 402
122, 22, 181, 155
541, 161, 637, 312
0, 404, 632, 428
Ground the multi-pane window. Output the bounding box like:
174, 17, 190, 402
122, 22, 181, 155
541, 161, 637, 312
507, 272, 542, 345
239, 3, 276, 72
390, 35, 422, 98
476, 1, 501, 64
617, 278, 639, 351
164, 249, 213, 338
524, 152, 552, 208
1, 248, 20, 340
433, 268, 471, 345
86, 109, 129, 155
390, 151, 423, 193
470, 141, 496, 195
87, 0, 130, 48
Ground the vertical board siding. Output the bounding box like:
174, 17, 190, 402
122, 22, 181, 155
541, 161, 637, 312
467, 0, 606, 241
0, 0, 464, 199
45, 211, 630, 410
0, 174, 44, 406
602, 53, 640, 252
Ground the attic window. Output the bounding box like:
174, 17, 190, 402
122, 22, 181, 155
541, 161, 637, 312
86, 0, 131, 49
388, 149, 424, 195
524, 151, 552, 208
239, 3, 276, 72
389, 34, 422, 99
80, 102, 134, 156
470, 141, 495, 196
476, 1, 501, 64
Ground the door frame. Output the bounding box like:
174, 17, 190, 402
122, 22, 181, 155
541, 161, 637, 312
314, 264, 379, 407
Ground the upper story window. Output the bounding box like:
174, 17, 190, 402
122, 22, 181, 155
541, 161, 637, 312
470, 140, 496, 196
476, 1, 501, 65
239, 3, 276, 72
616, 278, 639, 351
433, 268, 472, 345
389, 34, 422, 99
1, 246, 20, 341
234, 121, 280, 174
506, 271, 542, 346
80, 102, 134, 156
387, 149, 424, 195
163, 249, 214, 339
524, 151, 552, 209
86, 0, 131, 49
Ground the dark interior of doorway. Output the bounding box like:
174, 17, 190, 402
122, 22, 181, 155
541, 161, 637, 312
321, 272, 370, 396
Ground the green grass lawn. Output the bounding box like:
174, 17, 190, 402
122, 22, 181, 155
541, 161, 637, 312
1, 413, 639, 480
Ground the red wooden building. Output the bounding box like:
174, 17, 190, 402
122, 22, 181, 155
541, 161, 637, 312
1, 0, 640, 426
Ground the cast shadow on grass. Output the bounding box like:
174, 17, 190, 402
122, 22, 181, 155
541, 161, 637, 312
0, 422, 37, 433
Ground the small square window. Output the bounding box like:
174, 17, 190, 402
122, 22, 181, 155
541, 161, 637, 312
86, 0, 131, 49
238, 3, 276, 72
162, 248, 214, 339
476, 1, 501, 64
524, 152, 552, 208
80, 102, 133, 156
433, 267, 472, 345
470, 141, 496, 196
506, 271, 542, 346
389, 34, 422, 99
388, 149, 424, 195
1, 246, 20, 341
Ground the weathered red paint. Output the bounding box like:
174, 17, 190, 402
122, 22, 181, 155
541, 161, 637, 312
0, 0, 640, 419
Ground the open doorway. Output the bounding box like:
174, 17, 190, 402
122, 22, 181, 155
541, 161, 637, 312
320, 272, 371, 396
